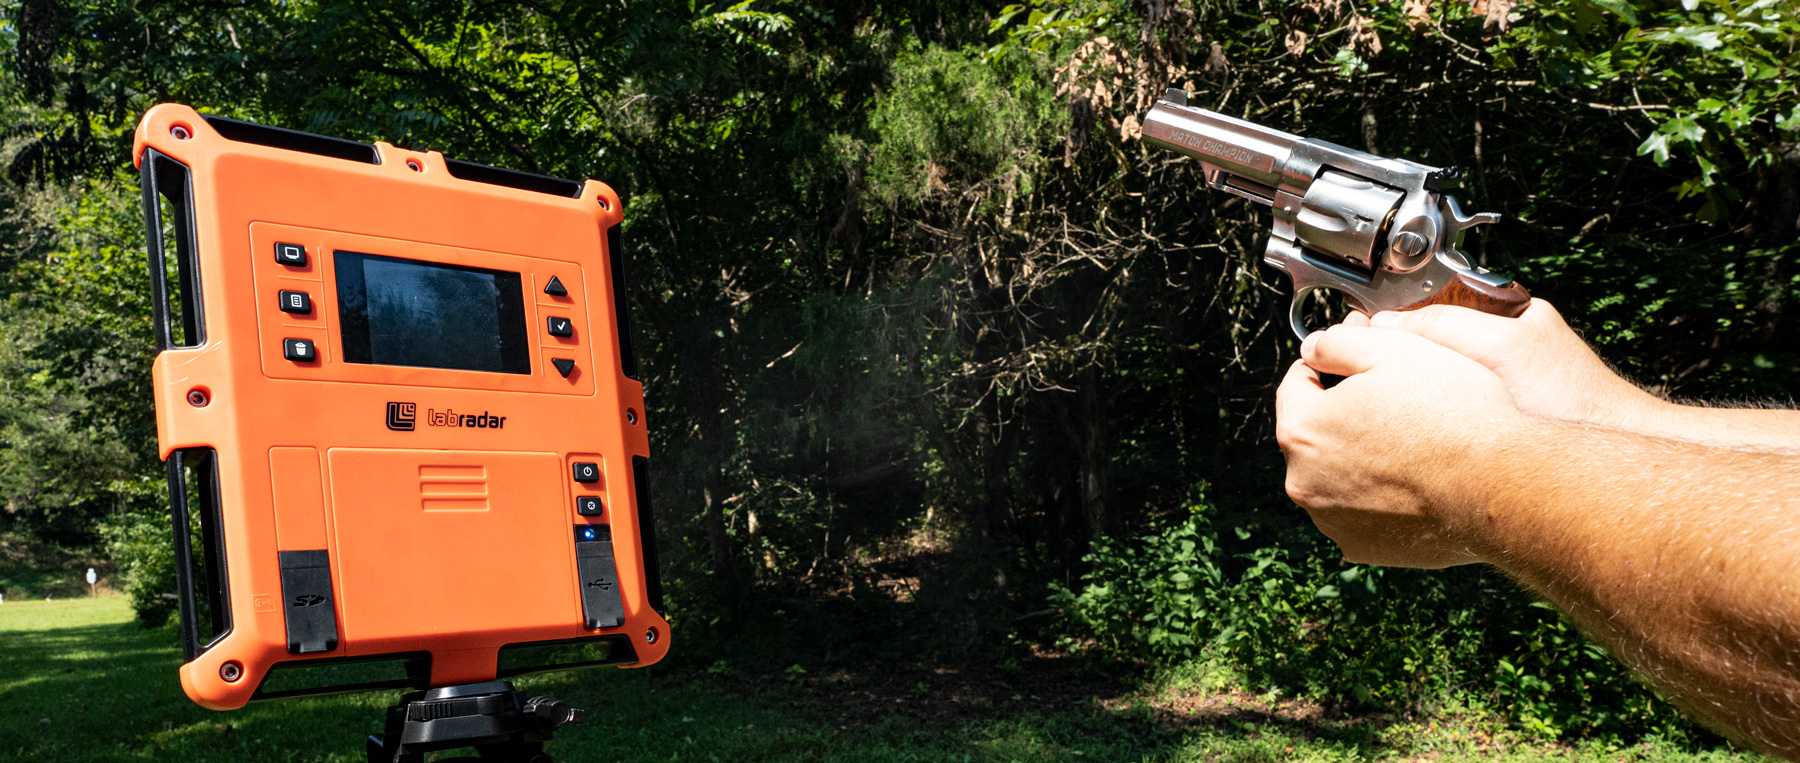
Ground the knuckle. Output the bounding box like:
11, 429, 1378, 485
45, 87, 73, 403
1283, 475, 1313, 506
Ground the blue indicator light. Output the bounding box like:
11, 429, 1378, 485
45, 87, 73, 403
576, 525, 598, 542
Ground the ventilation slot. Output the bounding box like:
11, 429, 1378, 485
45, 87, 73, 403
167, 448, 231, 661
496, 635, 637, 678
608, 225, 638, 380
252, 652, 432, 701
140, 149, 205, 350
444, 158, 583, 198
202, 116, 380, 164
632, 456, 664, 615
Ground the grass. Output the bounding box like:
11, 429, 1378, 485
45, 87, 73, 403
0, 596, 1766, 762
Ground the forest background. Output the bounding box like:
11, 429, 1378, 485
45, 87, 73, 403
0, 0, 1794, 748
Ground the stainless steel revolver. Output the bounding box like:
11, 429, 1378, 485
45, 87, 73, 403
1141, 89, 1529, 337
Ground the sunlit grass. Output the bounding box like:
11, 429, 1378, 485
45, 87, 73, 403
0, 596, 1767, 762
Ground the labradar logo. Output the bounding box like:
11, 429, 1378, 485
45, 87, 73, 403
386, 402, 417, 431
387, 402, 508, 431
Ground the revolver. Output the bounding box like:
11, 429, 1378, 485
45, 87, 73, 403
1141, 89, 1529, 337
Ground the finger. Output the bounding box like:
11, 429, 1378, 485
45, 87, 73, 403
1274, 358, 1329, 447
1274, 358, 1325, 416
1369, 304, 1512, 356
1341, 310, 1371, 328
1516, 297, 1567, 329
1300, 325, 1441, 377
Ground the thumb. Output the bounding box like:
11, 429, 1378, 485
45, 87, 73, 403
1274, 358, 1328, 425
1301, 325, 1440, 377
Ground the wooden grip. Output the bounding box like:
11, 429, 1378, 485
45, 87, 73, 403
1402, 272, 1530, 318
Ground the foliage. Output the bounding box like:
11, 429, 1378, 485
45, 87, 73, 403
1053, 501, 1707, 741
0, 0, 1791, 748
866, 42, 1062, 208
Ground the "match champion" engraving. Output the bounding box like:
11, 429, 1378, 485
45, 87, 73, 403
1169, 129, 1277, 173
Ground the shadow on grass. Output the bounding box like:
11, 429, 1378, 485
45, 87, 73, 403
0, 600, 1748, 763
0, 604, 1374, 763
0, 611, 395, 761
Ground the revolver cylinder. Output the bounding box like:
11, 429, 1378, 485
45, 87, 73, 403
1294, 170, 1403, 274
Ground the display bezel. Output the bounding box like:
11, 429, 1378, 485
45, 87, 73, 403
334, 250, 531, 375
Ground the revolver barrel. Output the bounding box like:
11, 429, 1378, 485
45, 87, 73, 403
1140, 99, 1298, 205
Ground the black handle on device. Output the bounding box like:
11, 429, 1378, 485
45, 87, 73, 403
140, 147, 205, 351
165, 448, 232, 661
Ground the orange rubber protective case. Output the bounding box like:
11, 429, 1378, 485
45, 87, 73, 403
133, 104, 670, 710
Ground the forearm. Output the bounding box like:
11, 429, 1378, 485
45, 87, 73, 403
1362, 302, 1800, 454
1452, 419, 1800, 756
1611, 397, 1800, 455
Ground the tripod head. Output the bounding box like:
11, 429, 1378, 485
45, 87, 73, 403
368, 681, 588, 763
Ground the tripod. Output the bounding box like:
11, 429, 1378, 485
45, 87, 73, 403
367, 680, 588, 763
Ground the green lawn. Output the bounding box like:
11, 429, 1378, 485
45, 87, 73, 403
0, 596, 1762, 762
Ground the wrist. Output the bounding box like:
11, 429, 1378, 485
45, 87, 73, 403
1583, 375, 1669, 432
1421, 409, 1545, 563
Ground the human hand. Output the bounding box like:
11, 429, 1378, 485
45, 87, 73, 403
1366, 299, 1663, 429
1276, 324, 1527, 568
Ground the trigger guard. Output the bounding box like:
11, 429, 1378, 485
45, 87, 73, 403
1289, 285, 1372, 340
1289, 287, 1319, 340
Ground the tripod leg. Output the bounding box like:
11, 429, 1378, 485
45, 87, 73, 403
474, 740, 551, 763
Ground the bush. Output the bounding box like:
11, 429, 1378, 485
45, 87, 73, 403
103, 492, 178, 627
1051, 487, 1703, 741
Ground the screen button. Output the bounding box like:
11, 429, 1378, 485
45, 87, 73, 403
544, 276, 568, 297
551, 358, 575, 378
547, 316, 573, 337
576, 496, 603, 516
283, 338, 317, 362
572, 462, 599, 483
278, 290, 312, 314
275, 242, 308, 266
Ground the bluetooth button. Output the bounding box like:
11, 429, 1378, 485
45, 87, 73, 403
576, 496, 603, 516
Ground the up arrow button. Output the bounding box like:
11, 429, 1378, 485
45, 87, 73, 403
544, 276, 568, 297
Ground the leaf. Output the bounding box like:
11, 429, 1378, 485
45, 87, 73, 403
1662, 114, 1706, 143
1778, 106, 1800, 131
1636, 133, 1670, 164
1645, 25, 1726, 50
1588, 0, 1639, 24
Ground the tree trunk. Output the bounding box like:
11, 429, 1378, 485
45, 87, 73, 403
1056, 364, 1116, 543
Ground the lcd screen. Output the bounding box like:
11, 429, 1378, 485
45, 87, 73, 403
336, 251, 530, 374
